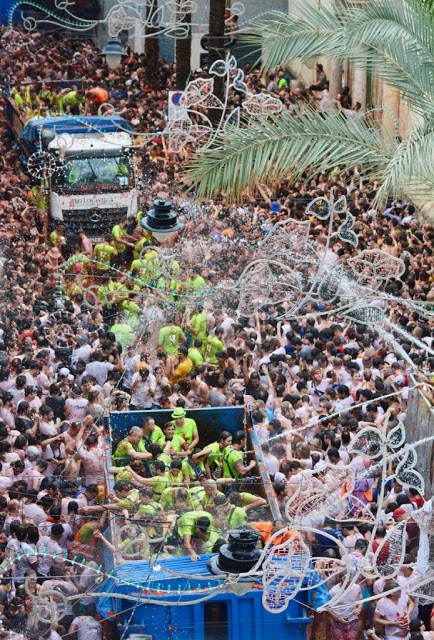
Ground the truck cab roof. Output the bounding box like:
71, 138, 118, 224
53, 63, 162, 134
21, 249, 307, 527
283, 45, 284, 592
19, 115, 134, 160
48, 131, 133, 156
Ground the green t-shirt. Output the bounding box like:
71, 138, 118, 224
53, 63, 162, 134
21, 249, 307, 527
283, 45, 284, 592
98, 280, 122, 305
133, 237, 151, 260
110, 322, 135, 347
163, 434, 185, 453
113, 439, 135, 465
172, 417, 197, 445
158, 325, 185, 356
181, 458, 206, 482
160, 487, 195, 512
225, 506, 247, 529
115, 467, 132, 483
206, 441, 225, 469
165, 469, 183, 484
94, 243, 116, 270
200, 530, 221, 554
187, 275, 206, 289
61, 90, 83, 108
112, 224, 127, 253
131, 250, 160, 279
240, 492, 258, 507
187, 347, 204, 369
189, 488, 224, 511
177, 510, 213, 537
223, 446, 243, 479
150, 475, 170, 501
137, 426, 166, 451
137, 501, 162, 516
202, 335, 225, 365
190, 310, 207, 340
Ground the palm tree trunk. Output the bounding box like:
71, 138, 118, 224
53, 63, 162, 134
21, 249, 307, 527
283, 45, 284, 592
208, 0, 225, 122
144, 0, 160, 90
176, 11, 192, 90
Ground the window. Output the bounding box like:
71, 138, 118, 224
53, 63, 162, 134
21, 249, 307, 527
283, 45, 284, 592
204, 601, 228, 640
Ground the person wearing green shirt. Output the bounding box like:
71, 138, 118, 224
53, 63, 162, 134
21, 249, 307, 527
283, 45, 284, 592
181, 449, 207, 484
121, 299, 141, 328
189, 307, 207, 341
222, 431, 256, 479
156, 276, 182, 302
187, 267, 206, 289
188, 339, 204, 369
110, 321, 134, 348
29, 179, 50, 238
113, 426, 152, 466
147, 442, 172, 469
229, 491, 267, 511
203, 431, 233, 473
158, 324, 185, 356
12, 88, 24, 109
214, 495, 247, 531
102, 480, 137, 516
161, 422, 185, 455
135, 488, 163, 523
177, 510, 214, 561
131, 248, 160, 282
160, 487, 195, 513
171, 408, 199, 451
94, 234, 117, 270
202, 328, 225, 365
112, 221, 129, 254
165, 459, 184, 484
129, 459, 170, 502
60, 89, 85, 115
190, 479, 223, 512
133, 235, 150, 259
137, 416, 166, 451
98, 278, 123, 305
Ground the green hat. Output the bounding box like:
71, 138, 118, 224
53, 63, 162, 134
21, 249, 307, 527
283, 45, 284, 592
171, 408, 186, 419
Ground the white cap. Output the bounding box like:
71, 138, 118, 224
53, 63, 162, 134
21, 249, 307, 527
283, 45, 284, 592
59, 367, 70, 376
196, 68, 203, 73
26, 446, 40, 457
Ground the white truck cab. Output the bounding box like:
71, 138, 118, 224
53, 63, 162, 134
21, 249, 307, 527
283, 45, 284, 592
48, 130, 138, 241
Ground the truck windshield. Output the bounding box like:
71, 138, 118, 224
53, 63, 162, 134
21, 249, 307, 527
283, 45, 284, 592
60, 156, 130, 186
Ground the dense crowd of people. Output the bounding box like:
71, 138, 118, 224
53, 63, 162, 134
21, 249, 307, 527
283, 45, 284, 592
0, 23, 434, 640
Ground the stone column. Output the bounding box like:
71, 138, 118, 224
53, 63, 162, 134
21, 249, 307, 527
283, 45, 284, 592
352, 64, 367, 109
382, 83, 400, 140
328, 58, 342, 102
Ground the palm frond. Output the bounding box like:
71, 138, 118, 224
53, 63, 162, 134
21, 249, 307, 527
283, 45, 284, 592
185, 109, 397, 200
376, 124, 434, 213
252, 9, 345, 74
253, 1, 434, 115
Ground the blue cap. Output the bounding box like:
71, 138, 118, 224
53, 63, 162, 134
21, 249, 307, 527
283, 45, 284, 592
270, 201, 280, 213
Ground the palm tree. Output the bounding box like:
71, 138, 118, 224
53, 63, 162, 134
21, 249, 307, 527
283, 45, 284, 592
186, 0, 434, 219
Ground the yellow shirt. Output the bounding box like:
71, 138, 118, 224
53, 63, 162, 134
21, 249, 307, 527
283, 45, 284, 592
174, 357, 193, 380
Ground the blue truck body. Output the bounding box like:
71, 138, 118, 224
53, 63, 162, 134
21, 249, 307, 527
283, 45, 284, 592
97, 408, 328, 639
